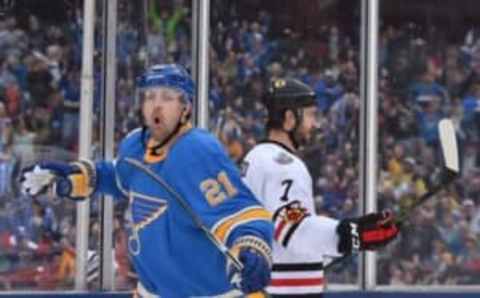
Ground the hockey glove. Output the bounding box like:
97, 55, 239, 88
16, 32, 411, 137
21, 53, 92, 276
337, 210, 399, 254
20, 160, 96, 200
228, 236, 272, 294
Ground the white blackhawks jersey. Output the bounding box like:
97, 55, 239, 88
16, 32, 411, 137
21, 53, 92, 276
242, 141, 342, 296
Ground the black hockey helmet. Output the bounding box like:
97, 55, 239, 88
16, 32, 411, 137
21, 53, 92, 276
263, 78, 316, 111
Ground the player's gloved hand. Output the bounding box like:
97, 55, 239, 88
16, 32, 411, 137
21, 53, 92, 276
337, 210, 399, 254
228, 237, 272, 293
20, 160, 96, 200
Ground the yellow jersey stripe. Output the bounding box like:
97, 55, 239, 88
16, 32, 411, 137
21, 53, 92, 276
213, 207, 271, 244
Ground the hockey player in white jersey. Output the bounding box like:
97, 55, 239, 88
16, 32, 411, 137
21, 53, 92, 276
241, 78, 399, 297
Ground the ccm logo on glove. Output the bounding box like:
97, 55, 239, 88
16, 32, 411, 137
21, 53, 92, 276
337, 211, 399, 254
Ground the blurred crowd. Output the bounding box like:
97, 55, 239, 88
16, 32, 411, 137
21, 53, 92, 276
0, 0, 478, 291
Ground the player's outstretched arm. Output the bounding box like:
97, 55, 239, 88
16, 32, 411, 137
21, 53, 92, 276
20, 159, 128, 201
273, 202, 399, 257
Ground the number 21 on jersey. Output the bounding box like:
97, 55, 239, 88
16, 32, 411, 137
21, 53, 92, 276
200, 171, 238, 206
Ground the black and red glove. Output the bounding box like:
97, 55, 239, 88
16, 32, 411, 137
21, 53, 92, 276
337, 211, 399, 254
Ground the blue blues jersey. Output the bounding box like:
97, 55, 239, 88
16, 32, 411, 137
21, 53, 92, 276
94, 126, 273, 297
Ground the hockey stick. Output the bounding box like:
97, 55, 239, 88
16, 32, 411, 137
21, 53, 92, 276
123, 157, 244, 271
395, 119, 459, 223
324, 119, 460, 271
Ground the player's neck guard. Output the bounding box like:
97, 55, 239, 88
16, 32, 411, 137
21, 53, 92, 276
258, 139, 295, 154
266, 127, 298, 153
144, 122, 192, 163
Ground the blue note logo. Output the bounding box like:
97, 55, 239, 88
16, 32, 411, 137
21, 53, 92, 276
129, 191, 168, 229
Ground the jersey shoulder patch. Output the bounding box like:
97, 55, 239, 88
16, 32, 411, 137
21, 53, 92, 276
274, 151, 294, 165
273, 200, 310, 247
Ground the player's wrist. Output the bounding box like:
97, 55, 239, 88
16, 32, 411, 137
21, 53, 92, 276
58, 159, 97, 200
228, 235, 272, 293
231, 235, 272, 268
71, 159, 97, 196
336, 218, 359, 254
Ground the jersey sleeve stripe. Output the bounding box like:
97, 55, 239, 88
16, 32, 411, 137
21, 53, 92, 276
281, 218, 307, 247
274, 218, 287, 240
272, 202, 310, 247
212, 206, 272, 244
272, 262, 324, 271
270, 277, 324, 287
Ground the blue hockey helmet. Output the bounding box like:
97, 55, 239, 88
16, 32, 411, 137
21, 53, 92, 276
137, 64, 195, 104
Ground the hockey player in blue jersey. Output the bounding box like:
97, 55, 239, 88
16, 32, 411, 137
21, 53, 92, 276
20, 64, 273, 297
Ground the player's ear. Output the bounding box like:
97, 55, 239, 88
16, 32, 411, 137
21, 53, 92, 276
181, 102, 192, 122
283, 109, 296, 131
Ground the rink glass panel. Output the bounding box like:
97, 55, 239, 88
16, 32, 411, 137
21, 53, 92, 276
208, 0, 361, 285
377, 0, 480, 286
0, 1, 82, 291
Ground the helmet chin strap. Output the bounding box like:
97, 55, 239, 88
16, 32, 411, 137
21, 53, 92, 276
149, 108, 188, 156
288, 130, 300, 150
286, 108, 304, 150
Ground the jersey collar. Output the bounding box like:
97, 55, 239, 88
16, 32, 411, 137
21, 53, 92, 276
144, 122, 192, 163
258, 139, 295, 155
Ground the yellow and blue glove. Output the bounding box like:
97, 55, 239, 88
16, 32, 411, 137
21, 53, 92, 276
227, 236, 272, 294
20, 160, 96, 200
